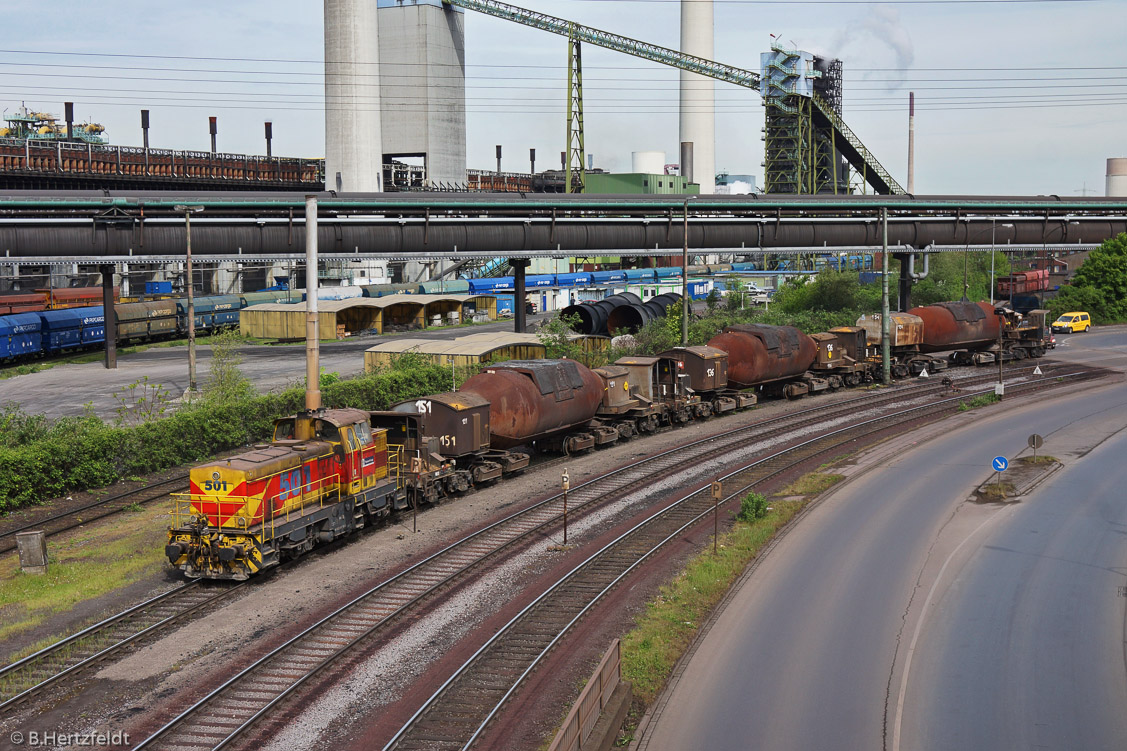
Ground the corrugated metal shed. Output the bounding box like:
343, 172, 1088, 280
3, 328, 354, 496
240, 294, 498, 340
364, 332, 547, 370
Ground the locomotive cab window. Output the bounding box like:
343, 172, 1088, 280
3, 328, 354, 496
273, 418, 296, 441
315, 422, 341, 442
354, 421, 373, 446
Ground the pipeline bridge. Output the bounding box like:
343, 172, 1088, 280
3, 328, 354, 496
1, 192, 1123, 264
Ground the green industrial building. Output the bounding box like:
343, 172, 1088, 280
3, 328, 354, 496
584, 172, 700, 195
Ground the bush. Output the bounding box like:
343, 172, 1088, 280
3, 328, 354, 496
737, 491, 769, 522
0, 363, 462, 513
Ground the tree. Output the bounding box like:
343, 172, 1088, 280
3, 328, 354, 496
536, 312, 584, 361
1059, 233, 1127, 322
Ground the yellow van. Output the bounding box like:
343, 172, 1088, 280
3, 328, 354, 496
1051, 311, 1091, 334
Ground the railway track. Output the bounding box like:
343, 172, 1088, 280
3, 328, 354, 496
0, 476, 186, 555
381, 365, 1108, 750
0, 581, 247, 712
127, 360, 1098, 751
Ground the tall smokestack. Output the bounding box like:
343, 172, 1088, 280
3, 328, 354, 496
907, 92, 915, 194
325, 0, 384, 192
680, 0, 715, 194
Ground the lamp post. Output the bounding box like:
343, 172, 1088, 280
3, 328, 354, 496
681, 196, 695, 346
561, 470, 570, 545
174, 204, 205, 394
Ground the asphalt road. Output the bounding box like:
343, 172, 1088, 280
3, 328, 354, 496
0, 313, 547, 419
896, 422, 1127, 750
639, 365, 1127, 750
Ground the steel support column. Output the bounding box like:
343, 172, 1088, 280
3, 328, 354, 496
511, 258, 530, 332
100, 263, 116, 369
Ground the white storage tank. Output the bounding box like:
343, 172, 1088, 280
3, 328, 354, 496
632, 151, 666, 175
1107, 158, 1127, 197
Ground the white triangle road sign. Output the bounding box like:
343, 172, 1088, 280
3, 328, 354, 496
919, 369, 929, 378
1034, 366, 1042, 375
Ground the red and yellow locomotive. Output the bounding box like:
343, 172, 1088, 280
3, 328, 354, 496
166, 408, 401, 580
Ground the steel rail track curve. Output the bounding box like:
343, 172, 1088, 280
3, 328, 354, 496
128, 362, 1100, 751
0, 581, 247, 711
0, 476, 187, 554
381, 367, 1105, 751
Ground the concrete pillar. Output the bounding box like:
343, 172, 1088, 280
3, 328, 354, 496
895, 252, 912, 312
216, 261, 240, 294
101, 264, 117, 369
511, 258, 530, 333
325, 0, 384, 192
680, 0, 715, 194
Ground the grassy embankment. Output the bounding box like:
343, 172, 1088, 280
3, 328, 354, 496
0, 504, 169, 660
618, 471, 844, 715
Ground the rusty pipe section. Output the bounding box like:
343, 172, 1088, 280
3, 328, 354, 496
298, 194, 321, 441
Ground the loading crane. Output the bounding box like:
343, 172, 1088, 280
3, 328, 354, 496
442, 0, 904, 195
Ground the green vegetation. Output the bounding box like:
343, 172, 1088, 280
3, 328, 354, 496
620, 499, 803, 703
1018, 455, 1058, 465
778, 471, 845, 497
957, 393, 1001, 411
0, 505, 169, 648
905, 251, 1010, 306
1047, 233, 1127, 324
536, 312, 584, 361
977, 480, 1016, 501
0, 355, 469, 513
737, 491, 769, 522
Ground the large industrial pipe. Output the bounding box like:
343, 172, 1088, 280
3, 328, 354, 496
607, 292, 681, 334
680, 0, 714, 194
562, 292, 642, 335
8, 215, 1120, 260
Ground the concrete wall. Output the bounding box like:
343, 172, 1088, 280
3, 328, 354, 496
378, 1, 467, 187
325, 0, 384, 192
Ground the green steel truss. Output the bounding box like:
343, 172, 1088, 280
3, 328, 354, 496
566, 26, 585, 193
442, 0, 905, 195
443, 0, 761, 88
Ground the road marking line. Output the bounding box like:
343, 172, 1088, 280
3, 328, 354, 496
891, 505, 1013, 751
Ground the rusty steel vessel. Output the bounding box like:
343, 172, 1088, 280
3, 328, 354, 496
908, 301, 1001, 353
707, 324, 818, 388
459, 360, 604, 448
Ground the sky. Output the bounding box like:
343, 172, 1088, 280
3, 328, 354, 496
1, 0, 1123, 195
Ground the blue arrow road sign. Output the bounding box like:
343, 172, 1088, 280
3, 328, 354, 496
992, 456, 1009, 472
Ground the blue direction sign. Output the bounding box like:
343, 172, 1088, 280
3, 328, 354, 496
992, 456, 1009, 472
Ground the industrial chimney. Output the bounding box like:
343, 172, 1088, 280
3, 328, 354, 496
680, 0, 715, 194
325, 0, 384, 192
